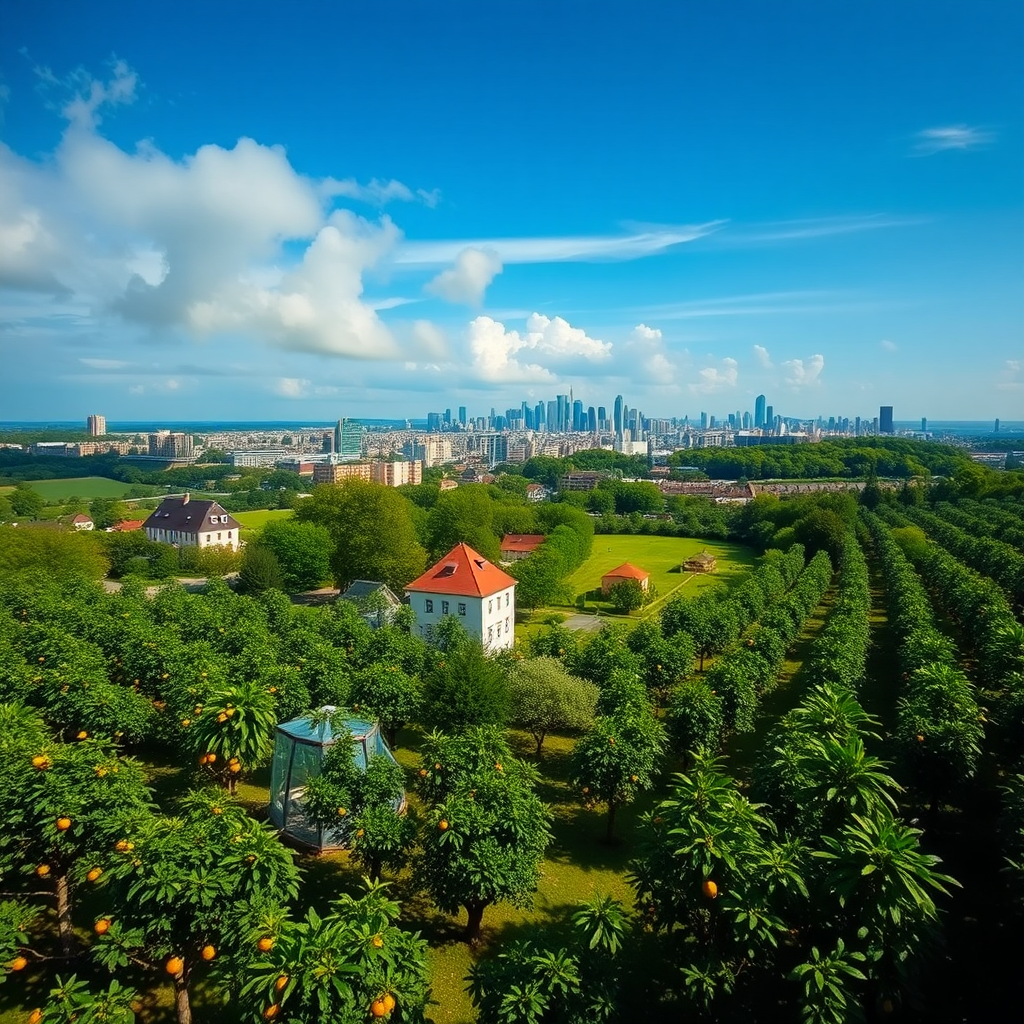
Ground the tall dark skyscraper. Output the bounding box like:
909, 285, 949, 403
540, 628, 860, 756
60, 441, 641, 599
587, 406, 596, 432
765, 405, 774, 430
556, 394, 566, 432
535, 403, 545, 428
754, 394, 766, 428
572, 399, 583, 431
614, 395, 623, 434
597, 406, 606, 428
879, 406, 894, 434
458, 406, 467, 425
335, 417, 363, 460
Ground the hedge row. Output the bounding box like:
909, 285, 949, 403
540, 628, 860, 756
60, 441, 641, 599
937, 499, 1024, 553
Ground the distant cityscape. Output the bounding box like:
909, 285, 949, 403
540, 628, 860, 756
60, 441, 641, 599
2, 396, 1017, 478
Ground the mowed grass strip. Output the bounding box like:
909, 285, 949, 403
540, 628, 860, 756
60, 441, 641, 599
559, 535, 757, 608
233, 508, 296, 543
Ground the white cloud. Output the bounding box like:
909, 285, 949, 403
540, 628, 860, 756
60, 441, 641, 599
274, 377, 310, 398
753, 344, 773, 368
465, 313, 611, 383
624, 324, 678, 384
48, 59, 139, 130
689, 357, 739, 395
412, 320, 449, 358
0, 95, 405, 360
425, 246, 502, 305
880, 339, 897, 352
997, 359, 1022, 391
164, 378, 180, 391
322, 177, 439, 207
915, 125, 995, 155
79, 357, 129, 370
782, 354, 826, 389
397, 222, 721, 267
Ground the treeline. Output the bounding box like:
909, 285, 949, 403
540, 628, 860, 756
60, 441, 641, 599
668, 436, 971, 479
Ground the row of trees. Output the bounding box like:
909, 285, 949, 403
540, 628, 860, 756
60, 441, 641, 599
932, 498, 1024, 553
863, 512, 986, 807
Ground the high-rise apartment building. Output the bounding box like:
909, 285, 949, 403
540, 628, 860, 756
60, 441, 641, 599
614, 395, 624, 435
546, 400, 557, 432
921, 417, 927, 432
458, 406, 467, 426
587, 406, 597, 432
87, 414, 107, 436
313, 462, 372, 484
754, 395, 766, 428
371, 460, 423, 487
879, 406, 894, 434
572, 399, 584, 431
765, 406, 774, 430
148, 431, 194, 459
335, 418, 364, 460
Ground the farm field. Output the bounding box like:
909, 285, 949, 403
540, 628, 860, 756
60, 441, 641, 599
560, 534, 756, 608
2, 476, 155, 500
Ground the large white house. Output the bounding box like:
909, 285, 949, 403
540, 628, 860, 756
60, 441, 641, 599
405, 542, 517, 651
143, 495, 242, 551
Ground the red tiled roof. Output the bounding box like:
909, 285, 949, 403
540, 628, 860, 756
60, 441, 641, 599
70, 514, 93, 524
601, 562, 650, 582
111, 519, 146, 532
500, 534, 545, 553
405, 542, 517, 598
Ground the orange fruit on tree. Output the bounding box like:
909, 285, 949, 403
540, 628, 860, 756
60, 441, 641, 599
263, 1005, 279, 1020
94, 919, 111, 935
274, 975, 288, 992
28, 1010, 42, 1024
198, 754, 209, 766
229, 763, 241, 774
56, 817, 72, 831
356, 829, 365, 838
702, 879, 718, 899
181, 719, 191, 728
438, 819, 449, 831
382, 994, 396, 1013
87, 867, 102, 882
257, 937, 274, 952
337, 807, 347, 816
418, 769, 427, 777
212, 807, 222, 816
206, 753, 217, 764
32, 755, 50, 770
35, 865, 50, 878
165, 956, 184, 975
217, 713, 228, 724
370, 997, 390, 1018
916, 734, 925, 743
371, 934, 384, 948
10, 956, 28, 971
77, 730, 88, 740
630, 775, 639, 783
201, 944, 216, 961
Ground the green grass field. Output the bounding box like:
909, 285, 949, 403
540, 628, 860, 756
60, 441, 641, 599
232, 509, 296, 530
562, 535, 755, 608
6, 477, 152, 500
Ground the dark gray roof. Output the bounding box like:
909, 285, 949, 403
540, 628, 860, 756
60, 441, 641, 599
143, 497, 242, 534
339, 580, 401, 606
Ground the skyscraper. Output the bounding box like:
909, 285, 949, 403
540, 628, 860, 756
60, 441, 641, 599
458, 406, 467, 426
765, 406, 774, 430
614, 395, 623, 435
921, 417, 927, 432
587, 406, 597, 432
879, 406, 894, 434
572, 399, 583, 431
597, 406, 606, 429
335, 418, 364, 460
556, 394, 566, 432
87, 414, 107, 436
535, 403, 545, 428
754, 395, 766, 428
547, 400, 557, 432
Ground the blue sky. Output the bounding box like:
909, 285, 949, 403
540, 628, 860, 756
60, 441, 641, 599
1, 1, 1021, 423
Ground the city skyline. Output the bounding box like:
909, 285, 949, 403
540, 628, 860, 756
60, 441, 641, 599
1, 3, 1021, 422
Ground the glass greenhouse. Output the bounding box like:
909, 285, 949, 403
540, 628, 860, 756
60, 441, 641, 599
268, 706, 405, 852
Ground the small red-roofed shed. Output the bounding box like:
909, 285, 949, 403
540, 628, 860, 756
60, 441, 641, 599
601, 562, 650, 596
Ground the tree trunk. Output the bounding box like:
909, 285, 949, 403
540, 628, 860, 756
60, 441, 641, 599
54, 871, 77, 956
699, 650, 706, 672
535, 731, 546, 756
606, 800, 618, 843
369, 856, 382, 883
464, 900, 487, 945
174, 968, 192, 1024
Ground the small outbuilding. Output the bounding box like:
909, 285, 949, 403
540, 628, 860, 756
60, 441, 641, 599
268, 707, 405, 853
338, 580, 402, 628
500, 534, 545, 562
601, 562, 650, 596
683, 551, 717, 573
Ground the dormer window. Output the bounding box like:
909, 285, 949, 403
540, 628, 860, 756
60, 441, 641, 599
210, 516, 219, 523
220, 515, 228, 523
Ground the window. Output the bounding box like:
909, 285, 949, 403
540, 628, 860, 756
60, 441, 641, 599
488, 626, 494, 642
458, 602, 466, 616
505, 617, 510, 631
488, 600, 493, 613
425, 599, 434, 613
496, 623, 501, 637
506, 593, 510, 607
442, 600, 449, 615
217, 532, 222, 540
220, 515, 229, 523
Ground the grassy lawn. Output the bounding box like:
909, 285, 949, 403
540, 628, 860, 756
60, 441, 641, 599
233, 509, 295, 530
12, 477, 157, 500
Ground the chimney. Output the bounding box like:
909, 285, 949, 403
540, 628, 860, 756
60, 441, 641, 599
183, 492, 190, 505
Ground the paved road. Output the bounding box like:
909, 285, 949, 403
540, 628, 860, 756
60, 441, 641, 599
559, 614, 606, 632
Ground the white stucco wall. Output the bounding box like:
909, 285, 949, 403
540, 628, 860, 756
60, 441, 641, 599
407, 584, 516, 651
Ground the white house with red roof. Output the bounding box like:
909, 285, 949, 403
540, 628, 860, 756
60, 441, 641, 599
405, 542, 517, 651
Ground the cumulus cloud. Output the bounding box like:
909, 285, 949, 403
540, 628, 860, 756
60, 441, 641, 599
466, 313, 611, 383
425, 246, 502, 305
625, 324, 677, 384
753, 343, 772, 368
412, 320, 449, 359
782, 354, 825, 389
39, 58, 139, 130
0, 66, 407, 361
997, 359, 1022, 391
274, 377, 310, 398
915, 125, 995, 154
689, 357, 739, 395
880, 339, 897, 352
